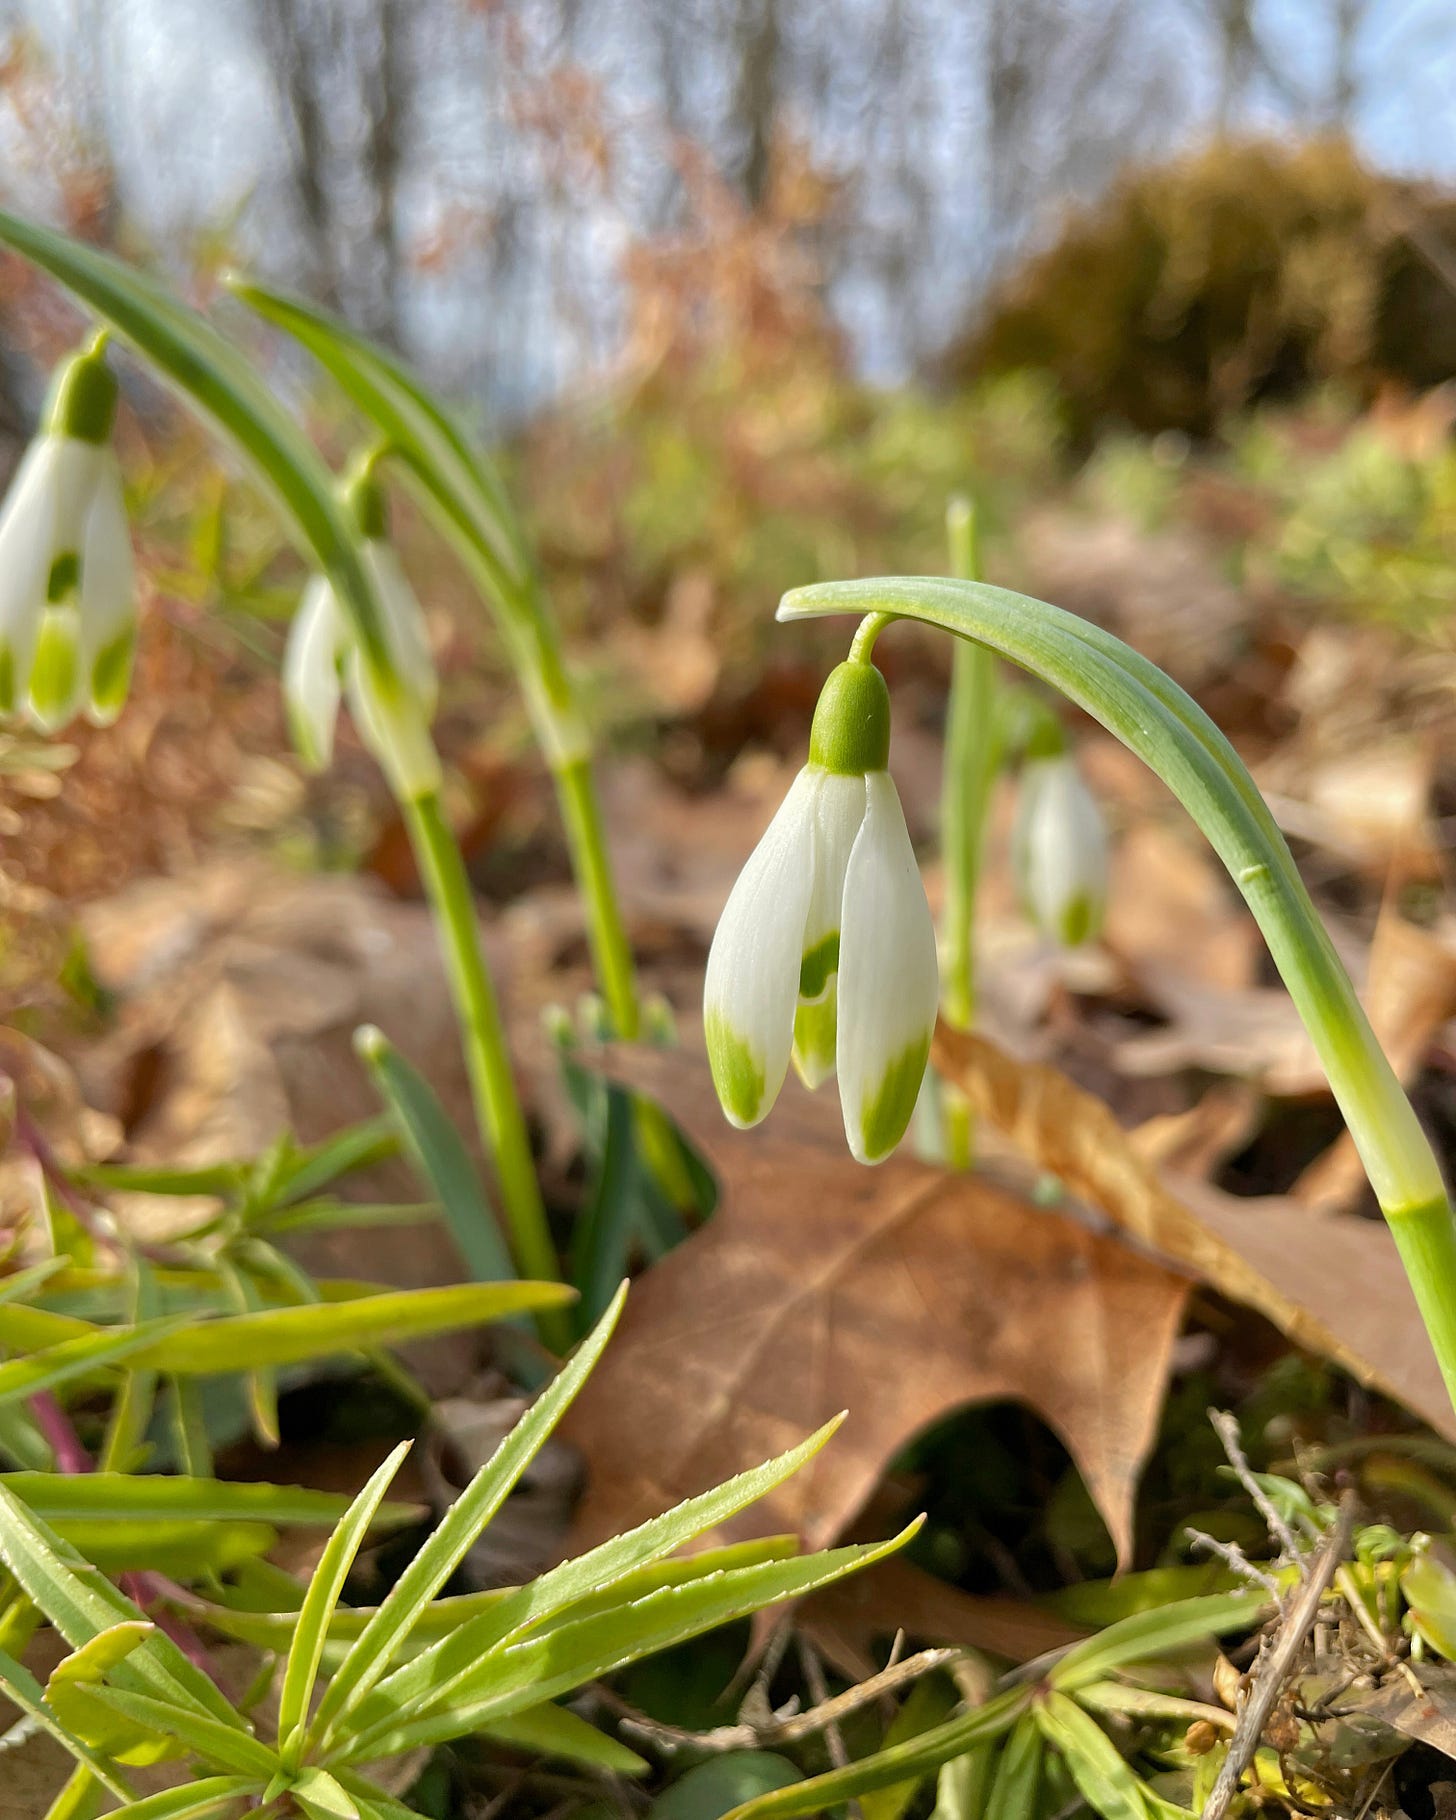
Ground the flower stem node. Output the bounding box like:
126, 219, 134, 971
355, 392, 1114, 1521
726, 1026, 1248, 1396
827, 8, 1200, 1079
1013, 754, 1110, 948
0, 341, 134, 732
705, 660, 938, 1165
284, 474, 441, 800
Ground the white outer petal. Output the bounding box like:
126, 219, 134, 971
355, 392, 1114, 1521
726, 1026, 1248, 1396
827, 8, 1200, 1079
703, 766, 816, 1127
836, 771, 939, 1164
0, 438, 88, 689
365, 539, 437, 716
798, 769, 867, 1002
283, 577, 347, 771
1016, 758, 1109, 943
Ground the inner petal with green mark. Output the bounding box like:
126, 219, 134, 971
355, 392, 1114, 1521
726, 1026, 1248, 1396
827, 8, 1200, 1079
793, 990, 837, 1089
29, 603, 81, 730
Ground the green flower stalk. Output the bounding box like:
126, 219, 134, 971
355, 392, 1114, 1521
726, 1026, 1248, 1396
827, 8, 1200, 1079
938, 497, 998, 1167
704, 649, 939, 1164
0, 335, 135, 732
778, 572, 1456, 1413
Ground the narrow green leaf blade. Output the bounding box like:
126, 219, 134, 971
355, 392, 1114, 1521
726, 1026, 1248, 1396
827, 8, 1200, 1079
1, 1470, 419, 1529
0, 1316, 185, 1408
484, 1701, 648, 1774
342, 1523, 923, 1763
1034, 1691, 1163, 1820
352, 1417, 845, 1735
716, 1689, 1032, 1820
1049, 1593, 1259, 1691
278, 1441, 410, 1753
80, 1685, 278, 1778
0, 1481, 245, 1732
358, 1027, 514, 1282
129, 1280, 572, 1373
309, 1283, 626, 1746
0, 1646, 132, 1800
93, 1777, 254, 1820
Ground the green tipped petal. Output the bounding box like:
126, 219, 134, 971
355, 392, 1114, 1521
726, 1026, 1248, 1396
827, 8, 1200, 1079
853, 1034, 931, 1165
88, 626, 135, 724
28, 603, 81, 731
705, 1008, 767, 1128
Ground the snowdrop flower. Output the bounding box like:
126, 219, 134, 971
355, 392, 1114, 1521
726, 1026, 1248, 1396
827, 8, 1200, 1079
284, 464, 441, 799
704, 659, 938, 1164
0, 338, 134, 733
1013, 753, 1109, 947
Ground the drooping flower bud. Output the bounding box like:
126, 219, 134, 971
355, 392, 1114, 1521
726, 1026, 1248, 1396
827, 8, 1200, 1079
704, 658, 939, 1164
1013, 753, 1109, 947
283, 460, 441, 799
0, 338, 135, 733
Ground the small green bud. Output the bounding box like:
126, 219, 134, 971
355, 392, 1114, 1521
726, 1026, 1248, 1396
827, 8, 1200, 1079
43, 341, 119, 445
808, 660, 891, 776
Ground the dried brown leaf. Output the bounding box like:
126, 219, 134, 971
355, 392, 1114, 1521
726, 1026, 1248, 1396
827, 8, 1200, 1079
560, 1048, 1191, 1568
932, 1023, 1455, 1440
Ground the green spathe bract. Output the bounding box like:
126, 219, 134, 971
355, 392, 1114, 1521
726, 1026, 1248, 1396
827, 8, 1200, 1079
779, 573, 1456, 1410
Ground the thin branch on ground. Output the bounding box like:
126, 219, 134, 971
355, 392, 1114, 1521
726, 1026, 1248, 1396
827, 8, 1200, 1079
1186, 1528, 1285, 1605
1203, 1485, 1358, 1820
1210, 1408, 1308, 1562
605, 1645, 959, 1757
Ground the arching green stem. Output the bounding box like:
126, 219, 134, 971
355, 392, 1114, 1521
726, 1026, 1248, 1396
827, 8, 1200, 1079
781, 574, 1456, 1413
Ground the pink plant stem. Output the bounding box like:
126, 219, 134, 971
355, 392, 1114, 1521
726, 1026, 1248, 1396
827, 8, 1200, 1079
29, 1390, 93, 1474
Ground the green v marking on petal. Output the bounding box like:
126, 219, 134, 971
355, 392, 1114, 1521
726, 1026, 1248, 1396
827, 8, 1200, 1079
857, 1034, 932, 1163
799, 930, 840, 1001
705, 1008, 767, 1126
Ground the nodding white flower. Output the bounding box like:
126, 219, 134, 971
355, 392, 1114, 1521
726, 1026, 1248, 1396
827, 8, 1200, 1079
0, 341, 134, 733
283, 467, 441, 799
704, 659, 938, 1165
1013, 753, 1110, 947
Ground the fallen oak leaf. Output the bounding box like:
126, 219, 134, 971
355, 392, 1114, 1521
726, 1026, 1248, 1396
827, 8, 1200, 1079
558, 1048, 1191, 1569
931, 1023, 1455, 1441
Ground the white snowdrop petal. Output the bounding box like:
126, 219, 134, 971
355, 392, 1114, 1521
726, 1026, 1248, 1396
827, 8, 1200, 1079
1016, 758, 1109, 947
283, 577, 348, 772
798, 770, 867, 1002
704, 766, 816, 1127
836, 771, 939, 1164
0, 441, 74, 706
346, 652, 443, 800
365, 539, 437, 717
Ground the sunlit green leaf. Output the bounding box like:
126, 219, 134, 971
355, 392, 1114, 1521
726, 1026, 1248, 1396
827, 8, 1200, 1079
278, 1442, 410, 1759
485, 1700, 648, 1775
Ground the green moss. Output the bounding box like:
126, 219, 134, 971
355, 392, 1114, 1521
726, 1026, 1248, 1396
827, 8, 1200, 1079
90, 628, 135, 720
856, 1034, 931, 1163
809, 661, 890, 776
705, 1007, 766, 1126
798, 931, 840, 1001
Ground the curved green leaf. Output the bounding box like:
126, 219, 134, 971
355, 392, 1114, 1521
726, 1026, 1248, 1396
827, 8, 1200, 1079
1, 1469, 420, 1529
0, 1316, 184, 1407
